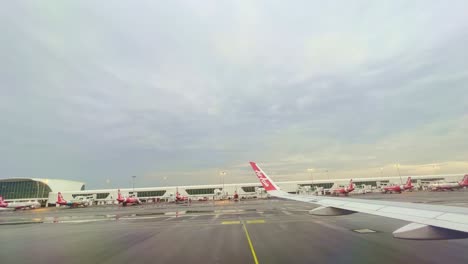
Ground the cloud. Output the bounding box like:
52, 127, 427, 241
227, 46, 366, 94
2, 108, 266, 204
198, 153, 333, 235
0, 1, 467, 188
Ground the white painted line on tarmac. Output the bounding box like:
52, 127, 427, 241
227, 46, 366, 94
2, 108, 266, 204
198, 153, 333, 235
164, 211, 187, 215
353, 229, 377, 233
121, 216, 164, 220
55, 218, 115, 224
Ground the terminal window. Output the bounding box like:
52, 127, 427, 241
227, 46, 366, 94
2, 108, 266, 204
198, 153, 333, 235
0, 180, 51, 199
137, 191, 166, 197
241, 186, 260, 193
186, 188, 216, 195
354, 181, 378, 187
299, 183, 334, 189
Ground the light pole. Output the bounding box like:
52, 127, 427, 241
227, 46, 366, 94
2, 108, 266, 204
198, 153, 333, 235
220, 171, 227, 196
163, 176, 168, 187
132, 176, 136, 193
380, 167, 383, 178
307, 168, 315, 183
395, 164, 402, 184
307, 168, 314, 194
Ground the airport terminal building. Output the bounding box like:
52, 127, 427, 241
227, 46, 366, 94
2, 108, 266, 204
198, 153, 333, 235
0, 178, 85, 206
1, 174, 465, 206
48, 173, 465, 206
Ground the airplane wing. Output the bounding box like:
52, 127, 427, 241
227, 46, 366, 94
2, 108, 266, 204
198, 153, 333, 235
250, 162, 468, 240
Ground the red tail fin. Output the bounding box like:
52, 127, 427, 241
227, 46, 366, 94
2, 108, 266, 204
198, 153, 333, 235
249, 162, 280, 191
460, 175, 468, 186
0, 196, 6, 206
57, 192, 65, 203
117, 189, 123, 200
406, 177, 412, 187
349, 179, 354, 189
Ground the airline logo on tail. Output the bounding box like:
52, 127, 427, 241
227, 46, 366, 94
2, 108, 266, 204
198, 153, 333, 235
255, 170, 270, 188
347, 179, 354, 192
405, 177, 413, 188
460, 175, 468, 186
117, 189, 124, 203
249, 162, 278, 191
0, 196, 7, 207
57, 192, 66, 203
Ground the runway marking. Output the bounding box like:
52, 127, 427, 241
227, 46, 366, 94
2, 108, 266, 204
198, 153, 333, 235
121, 216, 171, 221
242, 221, 259, 264
221, 220, 241, 225
53, 218, 114, 224
282, 210, 292, 215
246, 219, 265, 224
353, 228, 377, 233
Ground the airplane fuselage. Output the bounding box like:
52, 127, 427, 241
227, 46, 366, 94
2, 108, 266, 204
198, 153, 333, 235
430, 182, 462, 191
0, 201, 40, 210
117, 197, 141, 206
383, 185, 404, 193
429, 175, 468, 191
57, 201, 86, 207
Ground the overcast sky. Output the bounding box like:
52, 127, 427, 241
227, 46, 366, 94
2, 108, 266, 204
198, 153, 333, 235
1, 1, 468, 189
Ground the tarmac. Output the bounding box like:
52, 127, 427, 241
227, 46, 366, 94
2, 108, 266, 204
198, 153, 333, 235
1, 190, 468, 264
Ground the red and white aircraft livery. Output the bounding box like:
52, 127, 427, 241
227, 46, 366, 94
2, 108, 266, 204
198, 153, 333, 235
175, 190, 189, 203
429, 175, 468, 191
330, 179, 355, 196
382, 177, 413, 193
0, 196, 40, 210
117, 189, 141, 206
249, 161, 468, 240
56, 192, 89, 208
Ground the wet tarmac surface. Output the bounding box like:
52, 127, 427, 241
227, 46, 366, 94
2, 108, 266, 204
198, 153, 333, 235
1, 191, 468, 263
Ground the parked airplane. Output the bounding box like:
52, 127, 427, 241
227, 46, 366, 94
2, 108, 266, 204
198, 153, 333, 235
329, 179, 355, 196
117, 189, 141, 206
382, 177, 413, 193
249, 161, 468, 240
0, 196, 40, 210
56, 192, 89, 208
175, 189, 189, 203
429, 175, 468, 191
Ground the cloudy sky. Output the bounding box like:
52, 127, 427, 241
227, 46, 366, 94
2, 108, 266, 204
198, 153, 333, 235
1, 1, 468, 189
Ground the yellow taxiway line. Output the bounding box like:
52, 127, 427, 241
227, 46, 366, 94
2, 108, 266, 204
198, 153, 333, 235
242, 221, 259, 264
221, 220, 241, 225
246, 219, 265, 224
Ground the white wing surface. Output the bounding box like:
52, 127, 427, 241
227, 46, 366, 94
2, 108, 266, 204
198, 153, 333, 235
250, 162, 468, 240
